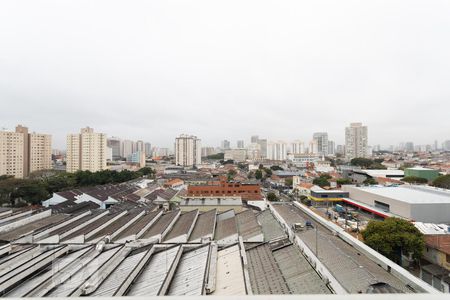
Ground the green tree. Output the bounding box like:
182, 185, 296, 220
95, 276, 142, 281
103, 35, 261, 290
432, 174, 450, 189
267, 192, 279, 201
313, 176, 330, 188
351, 157, 374, 168
227, 169, 237, 181
362, 217, 425, 263
206, 153, 224, 160
270, 165, 284, 171
363, 178, 378, 185
337, 178, 352, 185
138, 167, 154, 176
401, 176, 428, 184
285, 178, 293, 187
255, 169, 263, 180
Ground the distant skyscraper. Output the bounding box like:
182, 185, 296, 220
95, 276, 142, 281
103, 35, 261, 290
121, 140, 134, 159
290, 140, 304, 154
66, 127, 106, 173
267, 141, 287, 161
237, 140, 245, 149
443, 140, 450, 151
136, 140, 145, 152
251, 135, 259, 144
221, 140, 231, 151
257, 139, 268, 158
345, 122, 368, 159
175, 134, 201, 167
313, 132, 328, 155
107, 137, 121, 160
405, 142, 414, 152
201, 147, 216, 157
144, 142, 152, 157
308, 140, 318, 154
0, 125, 52, 178
328, 140, 335, 155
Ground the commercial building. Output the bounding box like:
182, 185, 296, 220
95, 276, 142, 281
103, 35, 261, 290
187, 177, 262, 201
175, 134, 201, 167
267, 141, 287, 161
313, 132, 328, 155
287, 153, 320, 168
405, 167, 440, 182
345, 122, 368, 159
224, 149, 247, 162
237, 140, 245, 149
0, 125, 52, 178
342, 185, 450, 223
66, 127, 107, 173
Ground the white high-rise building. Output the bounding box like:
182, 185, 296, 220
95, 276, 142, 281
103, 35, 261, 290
313, 132, 328, 155
144, 142, 152, 157
66, 127, 107, 173
237, 140, 245, 149
136, 140, 145, 153
307, 140, 318, 154
345, 122, 368, 159
290, 140, 305, 154
221, 140, 231, 151
267, 141, 287, 161
175, 134, 201, 167
121, 140, 134, 159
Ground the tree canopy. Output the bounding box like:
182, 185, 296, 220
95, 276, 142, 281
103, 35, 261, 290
350, 157, 387, 169
270, 165, 284, 171
206, 153, 224, 160
362, 217, 425, 263
0, 167, 155, 207
401, 176, 428, 184
313, 175, 330, 188
336, 178, 352, 185
432, 174, 450, 189
266, 192, 279, 202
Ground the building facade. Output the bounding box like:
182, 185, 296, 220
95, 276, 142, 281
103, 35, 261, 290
0, 125, 52, 178
345, 122, 368, 159
107, 137, 121, 160
187, 177, 262, 201
313, 132, 328, 155
224, 149, 247, 162
267, 141, 287, 161
66, 127, 107, 173
175, 134, 201, 167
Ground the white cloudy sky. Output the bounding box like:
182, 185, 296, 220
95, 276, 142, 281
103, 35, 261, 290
1, 0, 449, 149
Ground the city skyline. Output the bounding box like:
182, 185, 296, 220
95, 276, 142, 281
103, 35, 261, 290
1, 1, 450, 149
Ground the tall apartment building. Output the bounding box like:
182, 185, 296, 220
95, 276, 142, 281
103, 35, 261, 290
66, 127, 107, 173
237, 140, 245, 149
175, 134, 201, 167
0, 125, 52, 178
313, 132, 328, 155
267, 141, 287, 161
345, 122, 368, 159
290, 140, 305, 154
201, 147, 216, 157
136, 140, 145, 153
121, 140, 134, 159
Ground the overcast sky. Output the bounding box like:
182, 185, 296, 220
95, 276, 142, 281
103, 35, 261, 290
1, 0, 449, 149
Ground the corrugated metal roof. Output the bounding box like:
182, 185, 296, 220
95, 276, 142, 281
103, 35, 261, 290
127, 246, 180, 296
168, 245, 210, 295
212, 245, 246, 296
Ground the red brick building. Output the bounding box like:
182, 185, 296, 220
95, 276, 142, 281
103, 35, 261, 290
187, 177, 262, 201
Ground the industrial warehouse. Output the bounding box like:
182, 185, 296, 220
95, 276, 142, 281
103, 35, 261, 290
0, 185, 439, 297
